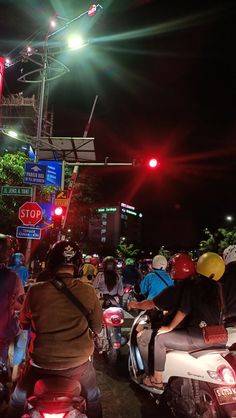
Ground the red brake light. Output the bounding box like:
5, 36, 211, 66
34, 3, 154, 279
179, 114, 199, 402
124, 287, 131, 294
218, 366, 236, 384
113, 342, 121, 348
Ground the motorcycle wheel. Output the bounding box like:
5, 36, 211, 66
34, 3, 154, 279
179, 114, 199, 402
198, 383, 221, 418
104, 347, 119, 365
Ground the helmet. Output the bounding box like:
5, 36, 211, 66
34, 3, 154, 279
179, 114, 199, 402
90, 256, 99, 266
11, 252, 25, 266
126, 258, 134, 266
47, 240, 82, 273
103, 256, 116, 272
0, 234, 11, 264
152, 255, 167, 270
223, 245, 236, 266
197, 252, 225, 281
169, 253, 196, 280
84, 255, 92, 263
6, 235, 20, 254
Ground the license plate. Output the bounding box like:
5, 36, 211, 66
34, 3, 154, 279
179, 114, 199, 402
214, 387, 236, 405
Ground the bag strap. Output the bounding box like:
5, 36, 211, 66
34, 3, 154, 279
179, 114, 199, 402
153, 271, 170, 288
217, 283, 225, 325
51, 277, 91, 320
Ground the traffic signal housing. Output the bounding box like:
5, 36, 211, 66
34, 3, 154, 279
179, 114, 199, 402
52, 206, 65, 230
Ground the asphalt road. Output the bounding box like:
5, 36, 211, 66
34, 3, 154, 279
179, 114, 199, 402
94, 311, 173, 418
95, 349, 173, 418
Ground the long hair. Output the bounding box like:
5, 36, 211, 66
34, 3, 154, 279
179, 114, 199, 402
104, 270, 118, 292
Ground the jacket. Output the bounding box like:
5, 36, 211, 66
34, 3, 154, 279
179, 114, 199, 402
20, 276, 103, 369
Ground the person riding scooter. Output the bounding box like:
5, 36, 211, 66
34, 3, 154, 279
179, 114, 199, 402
128, 253, 196, 382
93, 256, 123, 307
139, 255, 173, 300
143, 252, 226, 389
7, 240, 103, 418
221, 245, 236, 319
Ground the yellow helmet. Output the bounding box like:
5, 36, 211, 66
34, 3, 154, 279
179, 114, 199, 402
196, 252, 225, 281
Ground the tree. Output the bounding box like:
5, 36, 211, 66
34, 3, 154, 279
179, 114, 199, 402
0, 152, 29, 234
199, 227, 236, 254
116, 241, 139, 259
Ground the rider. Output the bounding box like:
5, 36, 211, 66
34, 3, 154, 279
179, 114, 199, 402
9, 252, 30, 286
7, 240, 103, 418
0, 234, 25, 363
122, 258, 142, 287
93, 256, 124, 305
139, 255, 173, 300
128, 253, 196, 375
80, 255, 97, 285
142, 252, 226, 389
221, 245, 236, 318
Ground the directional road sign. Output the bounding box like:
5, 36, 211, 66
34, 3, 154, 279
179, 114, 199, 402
18, 201, 43, 226
24, 162, 48, 186
1, 186, 32, 196
54, 190, 68, 207
16, 226, 41, 240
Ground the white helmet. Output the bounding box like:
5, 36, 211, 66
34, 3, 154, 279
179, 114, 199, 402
223, 245, 236, 266
152, 255, 167, 270
85, 255, 92, 263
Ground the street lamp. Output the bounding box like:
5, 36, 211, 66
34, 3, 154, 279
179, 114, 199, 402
67, 34, 85, 50
225, 215, 233, 222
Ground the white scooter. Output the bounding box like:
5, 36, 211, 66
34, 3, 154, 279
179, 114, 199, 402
129, 311, 236, 418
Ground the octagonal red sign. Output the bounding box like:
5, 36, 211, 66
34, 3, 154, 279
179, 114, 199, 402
18, 201, 43, 226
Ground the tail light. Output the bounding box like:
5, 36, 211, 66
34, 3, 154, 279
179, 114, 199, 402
103, 307, 124, 327
124, 287, 131, 294
218, 366, 236, 384
113, 342, 121, 348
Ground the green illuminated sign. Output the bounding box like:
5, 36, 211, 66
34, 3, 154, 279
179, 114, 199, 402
98, 207, 117, 213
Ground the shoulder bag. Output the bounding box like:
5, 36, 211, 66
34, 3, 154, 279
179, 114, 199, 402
201, 283, 228, 344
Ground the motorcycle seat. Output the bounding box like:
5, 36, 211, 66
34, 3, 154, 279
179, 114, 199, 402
34, 376, 82, 398
189, 348, 228, 358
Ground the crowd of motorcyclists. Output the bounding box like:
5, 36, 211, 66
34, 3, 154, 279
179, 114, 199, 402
0, 231, 236, 417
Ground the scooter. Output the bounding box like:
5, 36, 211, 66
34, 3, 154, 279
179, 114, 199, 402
22, 375, 87, 417
94, 295, 126, 364
129, 311, 236, 418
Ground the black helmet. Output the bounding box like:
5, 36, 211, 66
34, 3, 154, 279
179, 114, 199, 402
47, 240, 82, 273
0, 234, 11, 264
102, 256, 116, 272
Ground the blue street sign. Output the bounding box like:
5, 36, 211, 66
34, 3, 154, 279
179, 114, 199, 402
16, 226, 41, 240
39, 161, 62, 188
24, 162, 48, 186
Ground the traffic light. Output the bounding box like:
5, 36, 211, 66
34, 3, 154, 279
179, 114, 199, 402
148, 158, 160, 169
52, 206, 65, 230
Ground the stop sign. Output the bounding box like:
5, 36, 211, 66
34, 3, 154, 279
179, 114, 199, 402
18, 201, 43, 226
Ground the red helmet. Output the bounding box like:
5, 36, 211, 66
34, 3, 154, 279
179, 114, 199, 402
169, 253, 196, 280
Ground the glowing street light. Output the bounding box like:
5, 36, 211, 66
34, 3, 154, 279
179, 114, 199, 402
7, 130, 18, 139
67, 34, 85, 50
225, 215, 233, 222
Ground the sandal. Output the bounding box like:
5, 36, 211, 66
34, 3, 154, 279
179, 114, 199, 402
142, 375, 164, 390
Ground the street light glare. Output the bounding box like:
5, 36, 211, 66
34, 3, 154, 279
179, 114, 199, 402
226, 215, 233, 222
8, 130, 18, 139
67, 35, 84, 50
50, 19, 56, 28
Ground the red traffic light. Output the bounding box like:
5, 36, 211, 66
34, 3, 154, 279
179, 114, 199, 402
148, 158, 160, 168
54, 206, 63, 216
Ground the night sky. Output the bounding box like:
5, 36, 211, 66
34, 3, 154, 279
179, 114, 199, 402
1, 0, 236, 250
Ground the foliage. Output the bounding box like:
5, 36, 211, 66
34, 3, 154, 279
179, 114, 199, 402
116, 241, 139, 259
199, 227, 236, 254
0, 152, 28, 186
158, 246, 171, 259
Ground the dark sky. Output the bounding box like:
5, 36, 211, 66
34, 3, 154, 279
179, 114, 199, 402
1, 0, 236, 250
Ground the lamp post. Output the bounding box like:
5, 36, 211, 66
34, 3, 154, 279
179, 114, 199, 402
24, 4, 103, 264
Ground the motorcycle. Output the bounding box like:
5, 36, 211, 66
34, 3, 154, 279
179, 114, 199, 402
94, 295, 126, 364
129, 310, 236, 418
22, 375, 87, 417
